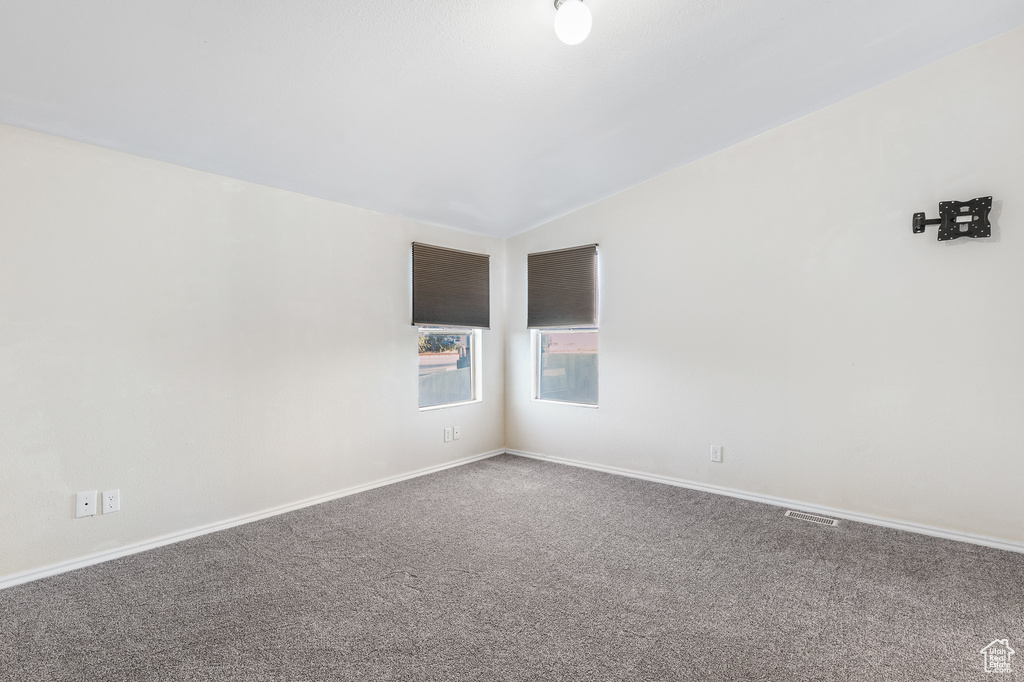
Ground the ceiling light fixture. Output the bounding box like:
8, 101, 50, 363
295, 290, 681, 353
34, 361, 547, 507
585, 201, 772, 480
553, 0, 592, 45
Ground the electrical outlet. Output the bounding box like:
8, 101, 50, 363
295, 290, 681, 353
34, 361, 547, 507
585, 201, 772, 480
444, 427, 453, 443
102, 489, 120, 514
711, 445, 723, 463
76, 491, 98, 518
453, 426, 461, 440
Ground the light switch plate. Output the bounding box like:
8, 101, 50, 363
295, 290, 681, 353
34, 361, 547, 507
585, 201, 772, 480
76, 491, 98, 518
453, 426, 461, 440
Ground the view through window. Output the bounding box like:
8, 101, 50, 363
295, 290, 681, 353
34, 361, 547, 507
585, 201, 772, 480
418, 329, 476, 408
537, 329, 598, 405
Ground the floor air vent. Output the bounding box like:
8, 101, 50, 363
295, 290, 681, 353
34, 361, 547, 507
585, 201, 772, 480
784, 509, 839, 526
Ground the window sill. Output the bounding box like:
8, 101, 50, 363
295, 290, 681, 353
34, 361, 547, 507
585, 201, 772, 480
531, 398, 599, 409
419, 398, 482, 412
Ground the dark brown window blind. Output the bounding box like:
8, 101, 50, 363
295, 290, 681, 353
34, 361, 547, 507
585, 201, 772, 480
412, 243, 490, 329
528, 244, 598, 328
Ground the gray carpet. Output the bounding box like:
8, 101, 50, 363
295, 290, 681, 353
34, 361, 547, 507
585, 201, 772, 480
2, 454, 1022, 681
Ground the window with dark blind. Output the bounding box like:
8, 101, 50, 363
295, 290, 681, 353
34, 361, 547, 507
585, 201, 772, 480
412, 243, 490, 329
529, 244, 599, 406
527, 244, 598, 328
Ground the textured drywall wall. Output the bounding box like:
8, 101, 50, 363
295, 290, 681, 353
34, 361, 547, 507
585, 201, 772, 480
505, 27, 1024, 543
0, 125, 504, 578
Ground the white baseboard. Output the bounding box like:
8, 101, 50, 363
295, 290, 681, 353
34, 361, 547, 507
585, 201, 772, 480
505, 449, 1024, 555
1, 449, 505, 591
7, 446, 1018, 591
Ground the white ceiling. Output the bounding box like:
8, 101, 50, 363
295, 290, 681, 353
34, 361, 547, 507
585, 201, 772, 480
2, 1, 1023, 238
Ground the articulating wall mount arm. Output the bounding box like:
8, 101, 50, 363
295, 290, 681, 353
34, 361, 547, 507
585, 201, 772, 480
913, 196, 992, 241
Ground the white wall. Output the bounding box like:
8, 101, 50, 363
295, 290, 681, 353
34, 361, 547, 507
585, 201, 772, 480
506, 26, 1024, 544
0, 125, 505, 579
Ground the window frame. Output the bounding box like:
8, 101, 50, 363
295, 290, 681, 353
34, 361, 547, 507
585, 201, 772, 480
417, 327, 482, 411
531, 327, 599, 408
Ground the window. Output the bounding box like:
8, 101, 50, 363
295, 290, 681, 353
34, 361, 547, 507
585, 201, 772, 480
528, 244, 599, 406
411, 242, 489, 409
536, 328, 598, 405
418, 328, 479, 409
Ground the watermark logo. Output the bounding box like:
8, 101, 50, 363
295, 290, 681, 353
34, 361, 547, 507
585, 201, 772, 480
980, 639, 1014, 674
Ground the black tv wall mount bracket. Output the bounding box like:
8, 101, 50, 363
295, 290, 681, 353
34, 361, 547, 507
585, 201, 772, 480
913, 196, 992, 240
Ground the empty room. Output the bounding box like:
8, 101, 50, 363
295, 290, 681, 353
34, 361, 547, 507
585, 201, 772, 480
2, 1, 1023, 680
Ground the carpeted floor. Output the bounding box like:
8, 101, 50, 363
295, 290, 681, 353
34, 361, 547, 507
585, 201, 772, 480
2, 454, 1022, 681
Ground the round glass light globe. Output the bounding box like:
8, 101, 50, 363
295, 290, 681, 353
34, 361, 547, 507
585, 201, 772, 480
554, 0, 592, 45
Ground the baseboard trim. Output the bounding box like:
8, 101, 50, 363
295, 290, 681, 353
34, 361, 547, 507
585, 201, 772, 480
1, 449, 505, 590
506, 449, 1024, 555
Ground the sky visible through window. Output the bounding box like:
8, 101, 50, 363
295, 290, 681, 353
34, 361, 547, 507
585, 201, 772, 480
542, 332, 598, 355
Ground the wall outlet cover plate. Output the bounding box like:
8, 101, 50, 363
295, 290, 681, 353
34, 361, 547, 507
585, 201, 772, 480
76, 491, 98, 518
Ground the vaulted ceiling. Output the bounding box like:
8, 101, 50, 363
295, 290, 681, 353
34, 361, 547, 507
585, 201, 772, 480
2, 0, 1023, 237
